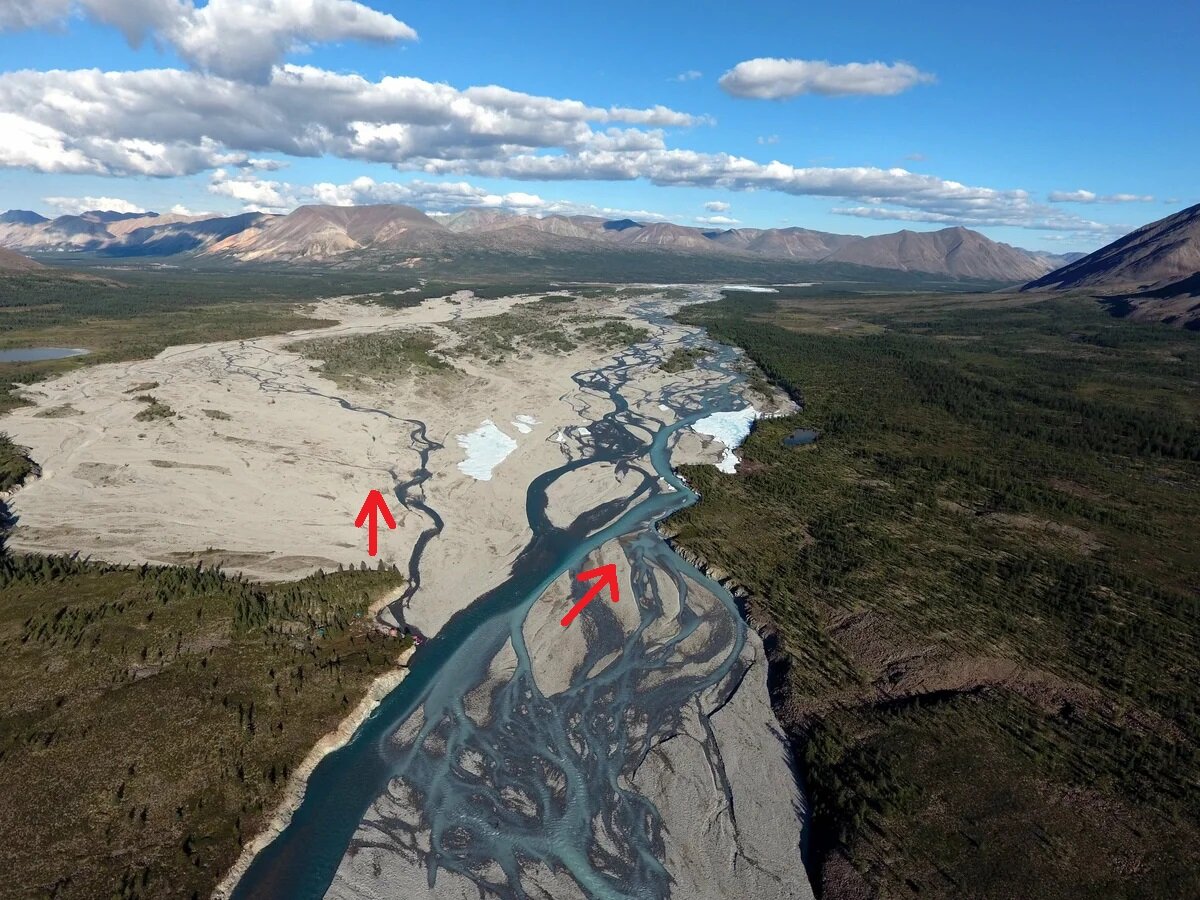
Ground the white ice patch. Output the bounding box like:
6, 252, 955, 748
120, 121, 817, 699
692, 407, 760, 474
721, 284, 778, 293
511, 414, 539, 435
658, 404, 670, 411
578, 427, 591, 436
553, 429, 567, 444
456, 419, 518, 481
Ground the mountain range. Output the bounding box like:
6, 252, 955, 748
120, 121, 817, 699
4, 201, 1197, 326
0, 205, 1085, 283
1023, 202, 1200, 328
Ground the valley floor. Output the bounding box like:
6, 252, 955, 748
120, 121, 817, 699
1, 284, 812, 900
4, 289, 717, 634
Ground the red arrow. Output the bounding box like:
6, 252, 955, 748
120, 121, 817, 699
355, 489, 397, 557
561, 563, 620, 627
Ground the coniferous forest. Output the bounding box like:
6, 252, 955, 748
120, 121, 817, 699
0, 539, 408, 900
671, 290, 1200, 900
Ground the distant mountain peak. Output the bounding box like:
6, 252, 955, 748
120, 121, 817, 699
1025, 202, 1200, 295
0, 210, 49, 226
1023, 203, 1200, 327
823, 225, 1052, 282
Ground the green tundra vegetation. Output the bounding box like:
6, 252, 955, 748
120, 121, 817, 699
33, 404, 83, 419
286, 328, 455, 388
365, 281, 565, 308
670, 290, 1200, 900
132, 394, 177, 422
660, 345, 710, 373
0, 432, 37, 493
446, 294, 650, 362
0, 547, 408, 900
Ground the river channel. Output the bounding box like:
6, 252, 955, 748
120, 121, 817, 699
230, 297, 772, 900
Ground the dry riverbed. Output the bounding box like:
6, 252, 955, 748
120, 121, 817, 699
3, 289, 742, 637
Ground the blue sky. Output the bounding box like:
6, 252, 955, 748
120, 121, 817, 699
0, 0, 1195, 251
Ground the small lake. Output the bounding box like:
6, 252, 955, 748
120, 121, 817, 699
0, 347, 89, 362
783, 428, 819, 447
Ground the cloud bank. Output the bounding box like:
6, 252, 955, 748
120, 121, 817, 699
0, 60, 1118, 237
719, 58, 935, 99
0, 65, 703, 177
0, 0, 417, 81
0, 0, 72, 30
0, 9, 1123, 243
207, 171, 672, 222
43, 195, 148, 215
1048, 189, 1154, 204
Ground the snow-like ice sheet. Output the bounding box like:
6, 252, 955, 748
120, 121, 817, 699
512, 414, 539, 435
692, 407, 759, 473
456, 420, 519, 481
721, 284, 778, 293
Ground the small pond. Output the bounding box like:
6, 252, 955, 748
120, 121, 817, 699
0, 347, 90, 362
783, 428, 820, 447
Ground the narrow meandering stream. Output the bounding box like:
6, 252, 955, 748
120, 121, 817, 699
216, 344, 443, 622
230, 297, 758, 899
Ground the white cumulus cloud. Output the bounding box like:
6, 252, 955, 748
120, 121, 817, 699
1, 0, 417, 82
0, 65, 705, 178
703, 200, 731, 212
0, 0, 72, 29
206, 171, 673, 222
0, 111, 105, 173
697, 215, 739, 226
44, 195, 148, 215
208, 171, 553, 215
417, 152, 1131, 239
0, 59, 1125, 240
243, 158, 290, 172
720, 58, 935, 99
1048, 189, 1153, 203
